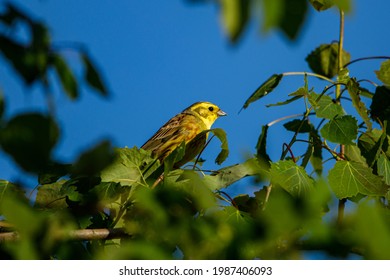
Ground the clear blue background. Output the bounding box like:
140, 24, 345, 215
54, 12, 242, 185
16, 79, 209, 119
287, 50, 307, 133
1, 0, 389, 194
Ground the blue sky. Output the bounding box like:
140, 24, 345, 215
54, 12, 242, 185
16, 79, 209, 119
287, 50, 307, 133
1, 0, 389, 195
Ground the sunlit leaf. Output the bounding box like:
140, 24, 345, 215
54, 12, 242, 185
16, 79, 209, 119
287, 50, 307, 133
344, 144, 368, 166
328, 160, 387, 199
320, 115, 357, 145
375, 59, 390, 87
101, 147, 159, 187
270, 160, 314, 197
377, 153, 390, 185
266, 95, 302, 107
306, 43, 351, 78
309, 92, 344, 119
203, 158, 265, 190
210, 128, 229, 165
347, 78, 372, 130
241, 74, 283, 111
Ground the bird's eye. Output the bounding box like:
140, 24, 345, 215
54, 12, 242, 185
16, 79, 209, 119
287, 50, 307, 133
208, 106, 214, 112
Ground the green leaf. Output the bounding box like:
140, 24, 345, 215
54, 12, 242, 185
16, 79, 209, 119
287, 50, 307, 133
0, 35, 43, 84
266, 95, 302, 107
377, 153, 390, 185
210, 128, 229, 165
354, 202, 390, 259
283, 119, 313, 133
346, 78, 372, 130
328, 161, 388, 199
344, 144, 368, 166
0, 113, 59, 172
256, 125, 271, 167
35, 181, 68, 209
203, 157, 265, 190
81, 53, 109, 97
262, 0, 308, 40
309, 130, 323, 175
320, 115, 357, 145
309, 92, 344, 119
219, 0, 250, 42
241, 74, 283, 111
370, 86, 390, 124
375, 59, 390, 87
306, 43, 351, 78
0, 90, 4, 119
358, 128, 389, 167
309, 0, 334, 11
309, 0, 352, 12
71, 140, 116, 176
270, 160, 314, 197
52, 54, 79, 100
101, 147, 160, 187
38, 163, 71, 185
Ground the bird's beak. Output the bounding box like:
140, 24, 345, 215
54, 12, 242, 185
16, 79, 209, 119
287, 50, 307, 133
217, 109, 227, 117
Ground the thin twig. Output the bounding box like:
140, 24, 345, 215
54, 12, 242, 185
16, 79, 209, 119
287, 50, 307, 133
283, 72, 335, 84
343, 56, 390, 68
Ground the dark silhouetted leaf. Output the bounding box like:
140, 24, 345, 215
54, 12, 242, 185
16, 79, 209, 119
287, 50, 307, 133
320, 115, 357, 145
242, 74, 283, 111
0, 113, 59, 172
358, 128, 389, 167
52, 54, 79, 100
306, 43, 351, 78
309, 0, 352, 12
309, 0, 334, 11
38, 163, 71, 185
370, 86, 390, 124
262, 0, 307, 40
283, 119, 313, 133
81, 53, 109, 97
256, 125, 271, 168
219, 0, 250, 42
71, 140, 116, 177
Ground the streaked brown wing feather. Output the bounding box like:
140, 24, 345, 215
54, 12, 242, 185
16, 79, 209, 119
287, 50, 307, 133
141, 113, 186, 151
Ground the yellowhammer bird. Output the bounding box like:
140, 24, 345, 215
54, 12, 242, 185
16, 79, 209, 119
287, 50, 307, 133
141, 101, 227, 167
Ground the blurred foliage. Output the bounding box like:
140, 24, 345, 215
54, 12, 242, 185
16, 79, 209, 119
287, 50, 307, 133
1, 1, 390, 260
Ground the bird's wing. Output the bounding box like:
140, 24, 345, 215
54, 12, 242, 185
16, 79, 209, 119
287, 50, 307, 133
141, 113, 185, 151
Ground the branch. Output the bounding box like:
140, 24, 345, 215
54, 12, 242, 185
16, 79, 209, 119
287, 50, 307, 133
0, 228, 130, 243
